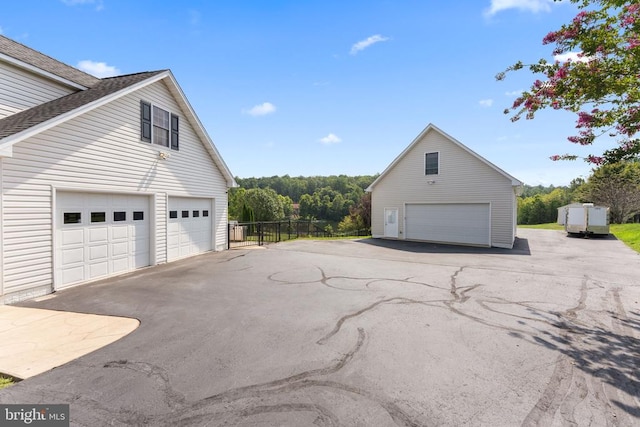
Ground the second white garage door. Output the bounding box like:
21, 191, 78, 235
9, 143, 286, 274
405, 203, 490, 246
168, 197, 213, 261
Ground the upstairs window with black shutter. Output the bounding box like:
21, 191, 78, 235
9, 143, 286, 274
140, 100, 180, 151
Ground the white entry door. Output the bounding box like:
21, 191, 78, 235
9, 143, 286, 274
384, 208, 399, 238
56, 192, 150, 288
168, 197, 213, 261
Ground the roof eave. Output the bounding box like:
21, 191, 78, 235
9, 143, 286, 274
0, 71, 170, 151
163, 72, 237, 188
0, 52, 89, 91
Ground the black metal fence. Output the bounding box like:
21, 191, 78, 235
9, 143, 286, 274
228, 220, 370, 248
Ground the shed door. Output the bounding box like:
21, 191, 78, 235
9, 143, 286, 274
56, 192, 150, 288
405, 203, 490, 246
384, 208, 399, 238
168, 197, 213, 261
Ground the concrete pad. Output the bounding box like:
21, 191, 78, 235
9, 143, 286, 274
0, 305, 139, 379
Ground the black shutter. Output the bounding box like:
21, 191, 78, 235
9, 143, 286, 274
140, 101, 151, 142
170, 114, 179, 150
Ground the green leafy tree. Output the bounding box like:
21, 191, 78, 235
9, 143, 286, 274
228, 187, 246, 220
278, 194, 294, 218
299, 194, 315, 219
580, 161, 640, 223
244, 188, 284, 221
498, 0, 640, 164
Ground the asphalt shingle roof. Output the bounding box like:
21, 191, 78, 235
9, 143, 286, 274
0, 71, 166, 141
0, 35, 100, 88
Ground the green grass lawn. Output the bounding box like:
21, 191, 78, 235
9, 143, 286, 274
610, 223, 640, 253
519, 223, 640, 253
0, 375, 14, 390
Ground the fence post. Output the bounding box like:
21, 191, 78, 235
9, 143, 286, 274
227, 223, 230, 249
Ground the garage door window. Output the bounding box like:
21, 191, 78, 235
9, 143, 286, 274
114, 211, 126, 222
203, 210, 209, 217
425, 152, 439, 175
133, 211, 144, 221
64, 212, 81, 224
169, 210, 178, 219
91, 212, 106, 223
182, 210, 189, 218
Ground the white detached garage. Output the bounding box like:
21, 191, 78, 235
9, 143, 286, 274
367, 124, 522, 249
0, 36, 236, 303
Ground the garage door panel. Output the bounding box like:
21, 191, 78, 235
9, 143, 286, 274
62, 229, 84, 245
89, 262, 108, 279
62, 247, 84, 265
88, 245, 107, 261
89, 227, 108, 242
62, 266, 84, 285
406, 203, 490, 246
112, 258, 129, 274
57, 192, 150, 288
168, 197, 213, 261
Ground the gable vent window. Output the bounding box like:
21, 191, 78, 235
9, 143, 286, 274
140, 101, 179, 151
425, 152, 439, 175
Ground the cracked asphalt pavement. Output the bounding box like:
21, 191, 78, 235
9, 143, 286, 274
1, 228, 639, 426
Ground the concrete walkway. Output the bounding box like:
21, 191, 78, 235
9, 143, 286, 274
0, 304, 139, 379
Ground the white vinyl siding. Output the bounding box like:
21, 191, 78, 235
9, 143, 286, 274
370, 128, 516, 248
1, 80, 228, 294
0, 62, 76, 119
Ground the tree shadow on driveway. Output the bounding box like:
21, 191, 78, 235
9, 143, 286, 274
532, 306, 640, 419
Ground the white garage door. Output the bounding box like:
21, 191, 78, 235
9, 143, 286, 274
56, 192, 150, 288
168, 197, 213, 261
405, 203, 490, 246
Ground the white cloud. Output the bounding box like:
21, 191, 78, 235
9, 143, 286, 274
350, 34, 389, 55
243, 102, 276, 116
77, 60, 120, 77
554, 51, 590, 63
505, 90, 523, 96
319, 133, 342, 145
479, 99, 494, 107
61, 0, 104, 11
484, 0, 553, 17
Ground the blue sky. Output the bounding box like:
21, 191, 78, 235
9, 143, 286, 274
1, 0, 608, 185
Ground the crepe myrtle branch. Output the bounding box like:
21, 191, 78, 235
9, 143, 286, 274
496, 0, 640, 165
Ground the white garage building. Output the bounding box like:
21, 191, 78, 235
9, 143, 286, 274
0, 36, 236, 303
367, 124, 522, 249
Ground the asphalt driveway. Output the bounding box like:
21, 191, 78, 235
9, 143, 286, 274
1, 229, 639, 426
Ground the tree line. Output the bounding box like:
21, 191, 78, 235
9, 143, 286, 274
229, 175, 377, 232
519, 161, 640, 224
228, 161, 640, 228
